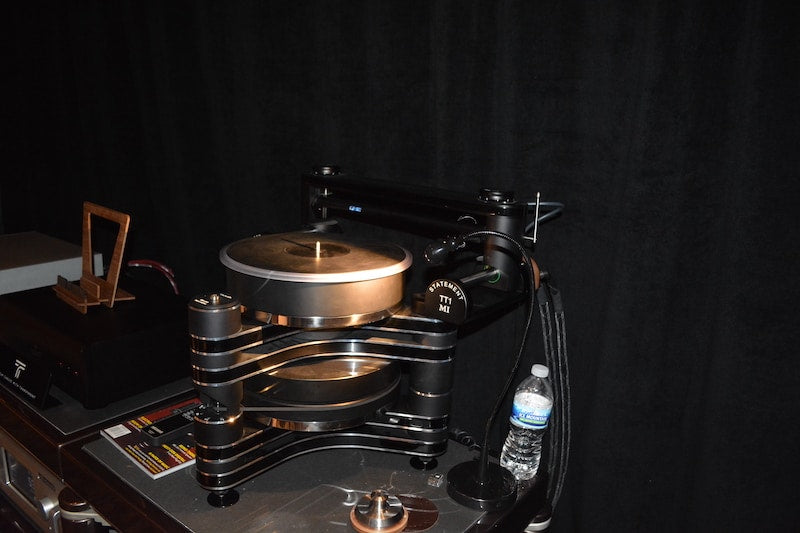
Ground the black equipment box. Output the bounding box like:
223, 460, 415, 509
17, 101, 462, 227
0, 277, 189, 409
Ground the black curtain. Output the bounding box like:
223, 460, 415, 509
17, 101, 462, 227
5, 2, 798, 531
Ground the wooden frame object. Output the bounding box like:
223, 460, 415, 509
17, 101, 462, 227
54, 202, 135, 313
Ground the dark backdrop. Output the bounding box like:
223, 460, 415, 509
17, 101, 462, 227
5, 2, 798, 531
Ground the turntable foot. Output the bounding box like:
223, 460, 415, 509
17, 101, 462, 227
207, 489, 239, 508
410, 456, 438, 470
350, 490, 408, 533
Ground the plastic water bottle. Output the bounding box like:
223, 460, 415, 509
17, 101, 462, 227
501, 364, 553, 482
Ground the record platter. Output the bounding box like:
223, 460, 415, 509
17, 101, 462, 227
190, 168, 539, 509
220, 231, 412, 327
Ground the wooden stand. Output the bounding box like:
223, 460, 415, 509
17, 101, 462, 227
54, 202, 135, 314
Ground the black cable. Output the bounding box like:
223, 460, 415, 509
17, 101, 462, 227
536, 280, 571, 512
538, 284, 558, 501
523, 201, 565, 233
550, 285, 571, 509
535, 276, 573, 514
454, 229, 537, 485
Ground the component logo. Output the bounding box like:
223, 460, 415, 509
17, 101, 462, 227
13, 359, 26, 379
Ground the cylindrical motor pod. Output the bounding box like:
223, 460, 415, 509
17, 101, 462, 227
188, 293, 242, 339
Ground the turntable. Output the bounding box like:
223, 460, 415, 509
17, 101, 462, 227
189, 167, 567, 522
190, 232, 457, 506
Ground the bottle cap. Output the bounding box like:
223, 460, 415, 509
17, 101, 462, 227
531, 364, 549, 378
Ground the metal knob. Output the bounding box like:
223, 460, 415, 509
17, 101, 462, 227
187, 293, 241, 339
350, 490, 408, 533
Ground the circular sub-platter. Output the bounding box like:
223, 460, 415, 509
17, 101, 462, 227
245, 355, 401, 432
221, 232, 412, 328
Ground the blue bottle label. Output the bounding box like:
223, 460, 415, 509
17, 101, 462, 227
510, 392, 552, 429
